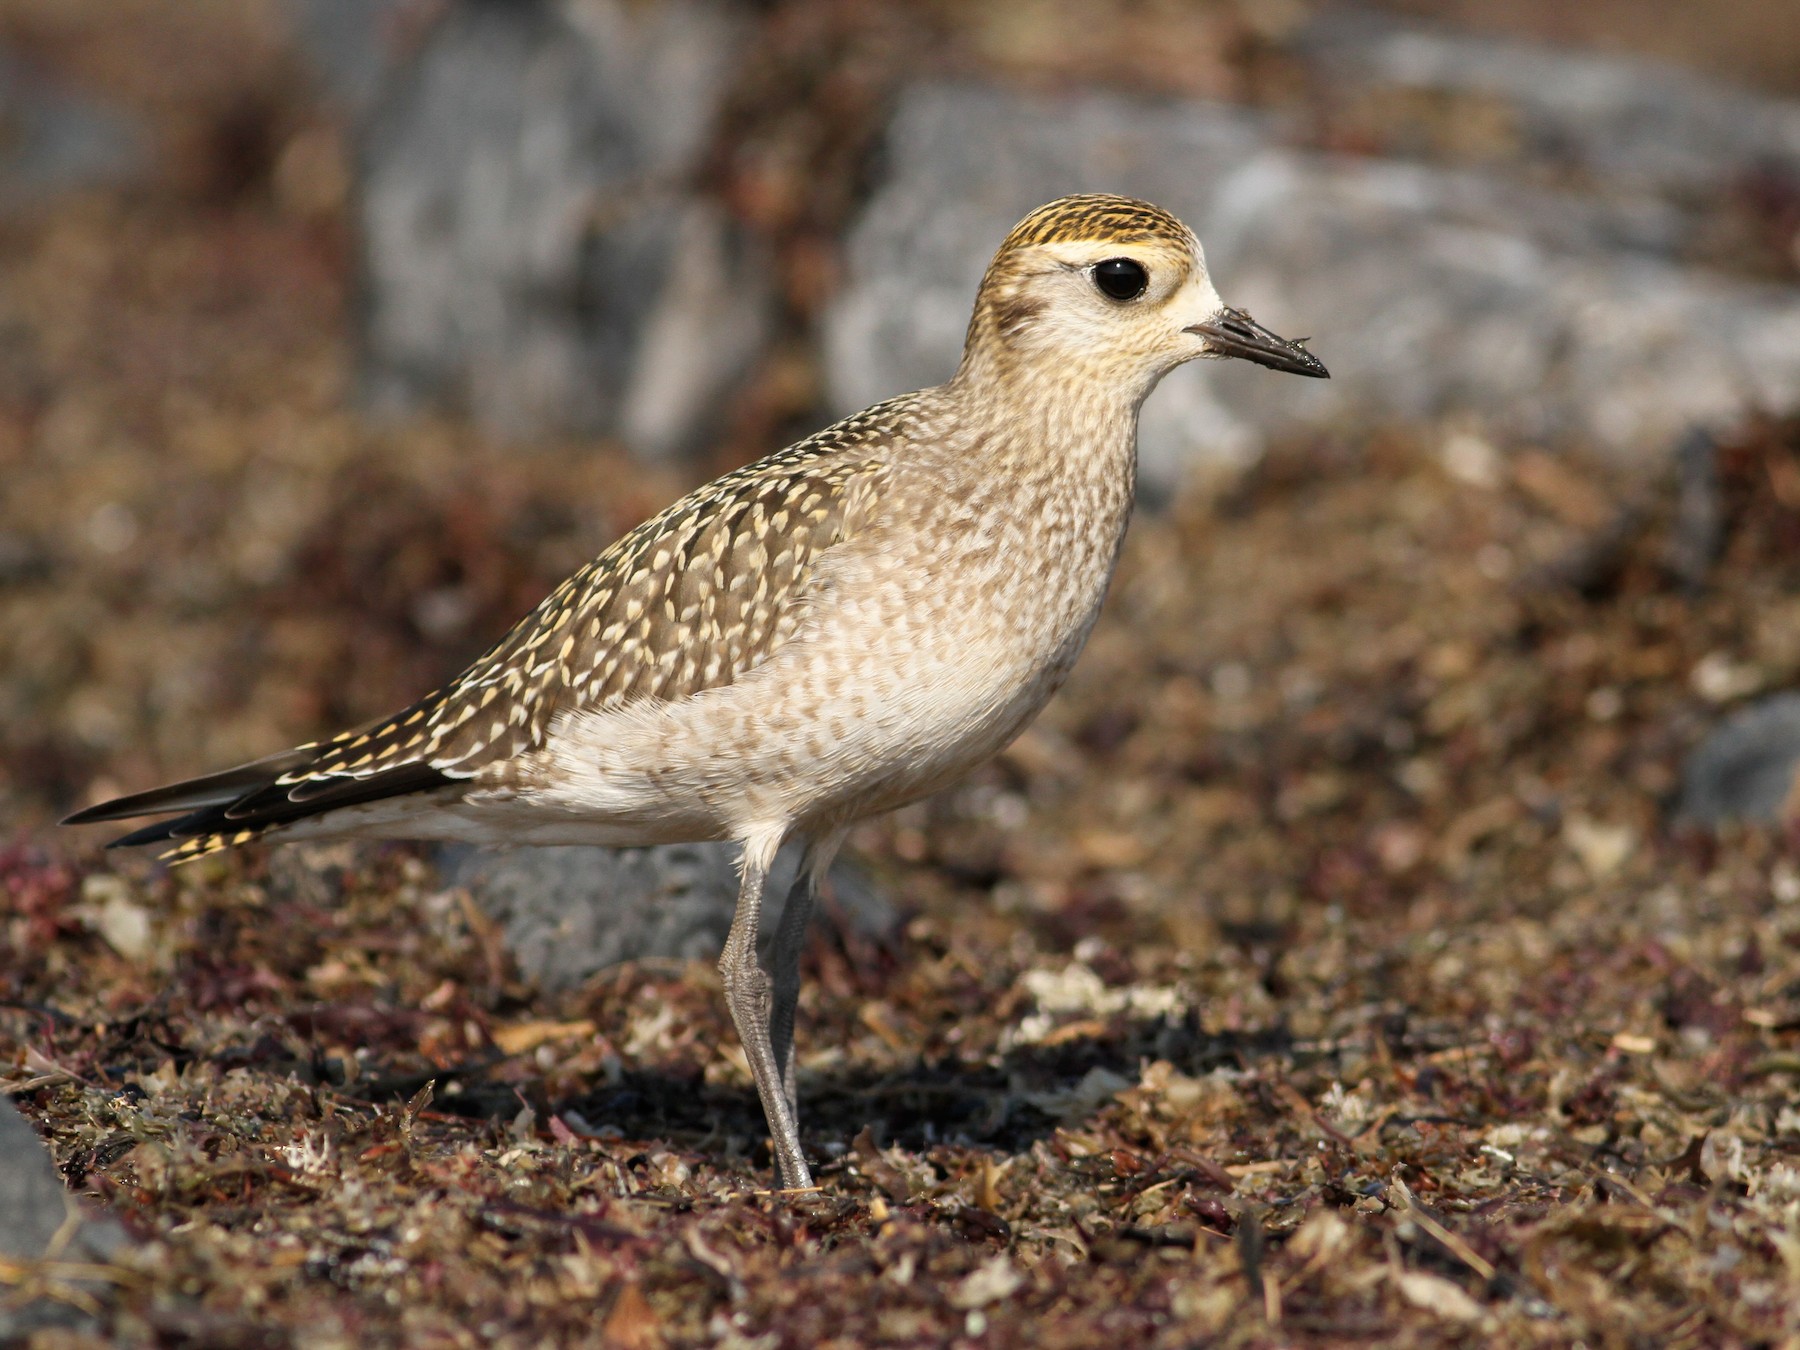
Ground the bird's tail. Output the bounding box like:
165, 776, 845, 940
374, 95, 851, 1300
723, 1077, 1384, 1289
63, 736, 453, 861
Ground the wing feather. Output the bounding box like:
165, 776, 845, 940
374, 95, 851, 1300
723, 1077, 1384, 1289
64, 396, 911, 858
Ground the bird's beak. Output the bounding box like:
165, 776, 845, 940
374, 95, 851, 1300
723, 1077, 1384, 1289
1188, 308, 1329, 378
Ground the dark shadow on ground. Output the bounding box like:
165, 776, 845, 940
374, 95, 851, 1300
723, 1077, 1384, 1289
411, 1012, 1328, 1159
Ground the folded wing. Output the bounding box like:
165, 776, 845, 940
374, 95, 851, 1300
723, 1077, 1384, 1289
63, 421, 897, 860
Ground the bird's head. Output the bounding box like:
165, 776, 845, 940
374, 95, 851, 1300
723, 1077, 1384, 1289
958, 193, 1328, 396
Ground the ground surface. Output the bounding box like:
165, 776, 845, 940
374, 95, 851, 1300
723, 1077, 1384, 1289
6, 2, 1800, 1347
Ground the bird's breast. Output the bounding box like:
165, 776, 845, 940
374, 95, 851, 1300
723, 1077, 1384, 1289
793, 439, 1135, 807
518, 421, 1138, 838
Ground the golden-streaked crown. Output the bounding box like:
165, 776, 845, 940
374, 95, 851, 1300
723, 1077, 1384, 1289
997, 193, 1194, 253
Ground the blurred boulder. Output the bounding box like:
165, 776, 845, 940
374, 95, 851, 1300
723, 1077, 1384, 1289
443, 841, 897, 991
826, 79, 1800, 497
1296, 10, 1800, 200
0, 1097, 130, 1338
0, 50, 142, 211
356, 0, 774, 459
1677, 693, 1800, 826
285, 0, 415, 114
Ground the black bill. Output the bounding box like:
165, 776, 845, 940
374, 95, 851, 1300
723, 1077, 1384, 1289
1189, 308, 1329, 378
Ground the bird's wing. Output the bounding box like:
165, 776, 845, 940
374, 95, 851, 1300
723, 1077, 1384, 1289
65, 401, 911, 858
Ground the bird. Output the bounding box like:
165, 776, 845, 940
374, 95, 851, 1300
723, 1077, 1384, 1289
65, 193, 1327, 1190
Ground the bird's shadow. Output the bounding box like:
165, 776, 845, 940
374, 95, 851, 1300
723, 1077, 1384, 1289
427, 1010, 1303, 1164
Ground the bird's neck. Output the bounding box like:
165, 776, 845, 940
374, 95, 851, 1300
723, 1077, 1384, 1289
931, 356, 1143, 574
944, 351, 1147, 489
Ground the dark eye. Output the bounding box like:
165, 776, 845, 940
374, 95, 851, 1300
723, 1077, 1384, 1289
1093, 258, 1148, 301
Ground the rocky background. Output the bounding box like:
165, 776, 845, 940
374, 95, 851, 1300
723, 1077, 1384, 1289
5, 0, 1800, 1344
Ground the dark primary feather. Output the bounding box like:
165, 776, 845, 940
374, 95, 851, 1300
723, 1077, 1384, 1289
60, 737, 455, 858
100, 760, 454, 853
61, 748, 313, 824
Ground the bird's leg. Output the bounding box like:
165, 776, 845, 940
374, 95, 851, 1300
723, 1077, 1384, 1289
766, 831, 849, 1123
768, 830, 843, 1121
768, 863, 814, 1123
719, 833, 812, 1190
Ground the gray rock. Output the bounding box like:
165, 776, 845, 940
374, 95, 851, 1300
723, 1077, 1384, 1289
0, 50, 142, 211
1678, 693, 1800, 825
825, 82, 1800, 497
355, 0, 773, 458
442, 841, 897, 991
1196, 152, 1800, 460
1296, 10, 1800, 199
284, 0, 414, 113
0, 1096, 130, 1337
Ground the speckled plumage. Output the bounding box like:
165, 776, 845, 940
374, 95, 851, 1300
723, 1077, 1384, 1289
67, 194, 1327, 1189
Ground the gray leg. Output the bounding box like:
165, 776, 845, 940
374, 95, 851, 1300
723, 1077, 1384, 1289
768, 830, 847, 1122
719, 834, 812, 1190
768, 866, 813, 1122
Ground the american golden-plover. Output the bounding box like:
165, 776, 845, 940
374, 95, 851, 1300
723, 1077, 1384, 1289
67, 194, 1327, 1189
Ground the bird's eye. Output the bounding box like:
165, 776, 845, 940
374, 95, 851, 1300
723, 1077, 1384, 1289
1093, 258, 1149, 301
